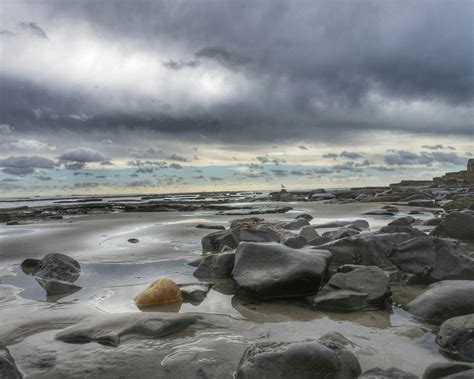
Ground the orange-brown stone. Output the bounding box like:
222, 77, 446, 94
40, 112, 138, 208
134, 278, 183, 308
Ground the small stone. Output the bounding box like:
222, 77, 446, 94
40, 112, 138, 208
128, 238, 140, 243
135, 278, 183, 308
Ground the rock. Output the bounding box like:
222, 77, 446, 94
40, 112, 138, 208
0, 213, 12, 223
20, 258, 40, 274
387, 237, 474, 282
55, 313, 199, 347
336, 264, 365, 273
423, 362, 474, 379
196, 224, 225, 230
179, 282, 213, 303
443, 197, 474, 211
134, 278, 183, 308
187, 257, 203, 267
366, 195, 402, 202
360, 367, 418, 378
310, 193, 337, 201
431, 211, 474, 240
363, 210, 396, 216
419, 217, 443, 226
0, 344, 22, 379
436, 314, 474, 362
232, 242, 331, 299
408, 199, 437, 207
405, 280, 474, 324
235, 338, 361, 379
387, 216, 415, 226
35, 278, 82, 296
201, 228, 281, 253
282, 235, 307, 249
379, 225, 426, 236
6, 221, 19, 226
127, 238, 139, 243
313, 220, 369, 230
308, 266, 390, 311
318, 233, 413, 269
193, 251, 235, 278
299, 225, 319, 241
282, 218, 310, 230
295, 213, 313, 220
307, 236, 333, 246
322, 227, 360, 240
32, 253, 81, 283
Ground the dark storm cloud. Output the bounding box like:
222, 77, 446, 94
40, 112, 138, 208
384, 150, 466, 166
58, 147, 106, 162
0, 0, 472, 145
340, 151, 365, 160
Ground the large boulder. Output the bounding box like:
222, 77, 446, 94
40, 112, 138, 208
299, 225, 319, 241
436, 314, 474, 362
423, 362, 474, 379
387, 237, 474, 282
134, 278, 183, 308
232, 242, 331, 299
201, 228, 281, 253
0, 344, 22, 379
318, 233, 413, 270
308, 266, 390, 311
32, 253, 81, 283
405, 280, 474, 324
235, 335, 361, 379
431, 211, 474, 240
193, 251, 235, 278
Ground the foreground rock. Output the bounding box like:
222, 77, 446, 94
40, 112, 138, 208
0, 344, 22, 379
436, 313, 474, 362
232, 242, 331, 299
193, 251, 235, 278
35, 278, 82, 296
423, 362, 474, 379
235, 333, 361, 379
405, 280, 474, 324
431, 211, 474, 240
308, 266, 390, 311
32, 253, 81, 282
55, 313, 199, 347
387, 237, 474, 282
135, 278, 183, 308
360, 367, 417, 379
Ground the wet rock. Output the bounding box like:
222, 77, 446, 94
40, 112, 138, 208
360, 367, 418, 378
423, 362, 474, 379
32, 253, 81, 283
235, 338, 361, 379
299, 225, 319, 241
310, 192, 337, 201
6, 221, 19, 226
436, 313, 474, 362
0, 213, 11, 223
282, 235, 307, 249
363, 210, 396, 216
135, 278, 183, 308
179, 282, 213, 303
408, 199, 436, 207
0, 344, 22, 379
379, 225, 426, 236
322, 227, 360, 240
308, 266, 390, 311
127, 238, 139, 243
431, 211, 474, 240
193, 251, 235, 278
282, 218, 310, 230
55, 313, 199, 347
20, 258, 40, 274
295, 213, 313, 220
336, 264, 365, 273
307, 236, 333, 246
405, 280, 474, 324
35, 278, 82, 296
187, 257, 203, 267
313, 220, 369, 230
232, 242, 331, 299
419, 217, 443, 226
196, 224, 225, 230
318, 233, 412, 269
387, 237, 474, 282
201, 228, 282, 253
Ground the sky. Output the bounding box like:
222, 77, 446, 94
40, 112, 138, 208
0, 0, 473, 197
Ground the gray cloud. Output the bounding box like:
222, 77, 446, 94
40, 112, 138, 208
384, 150, 466, 166
340, 151, 365, 160
58, 147, 106, 162
20, 21, 48, 39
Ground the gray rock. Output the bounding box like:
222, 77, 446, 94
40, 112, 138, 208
431, 211, 474, 240
235, 338, 361, 379
408, 199, 436, 207
0, 213, 12, 223
307, 236, 333, 246
232, 242, 331, 299
313, 220, 369, 230
299, 225, 319, 241
379, 225, 426, 237
419, 217, 443, 226
388, 216, 415, 226
283, 218, 310, 230
308, 266, 390, 311
127, 238, 139, 243
193, 251, 235, 278
196, 224, 225, 230
35, 278, 82, 296
310, 193, 337, 200
282, 235, 307, 249
201, 228, 281, 253
423, 362, 474, 379
0, 344, 22, 379
20, 258, 40, 274
436, 313, 474, 362
55, 313, 199, 347
336, 264, 366, 273
322, 227, 360, 240
387, 237, 474, 282
179, 282, 213, 303
295, 213, 313, 220
405, 280, 474, 324
32, 253, 81, 283
360, 367, 418, 378
363, 210, 396, 216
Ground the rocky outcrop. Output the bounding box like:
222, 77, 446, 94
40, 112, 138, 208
134, 278, 183, 308
387, 237, 474, 282
55, 313, 199, 347
431, 211, 474, 240
235, 334, 361, 379
232, 242, 331, 299
436, 313, 474, 362
405, 280, 474, 324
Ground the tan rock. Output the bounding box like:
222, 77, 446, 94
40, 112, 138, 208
135, 278, 183, 308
